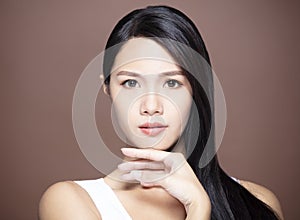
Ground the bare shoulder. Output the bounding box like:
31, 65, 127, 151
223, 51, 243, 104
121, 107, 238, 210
240, 179, 284, 219
39, 181, 101, 220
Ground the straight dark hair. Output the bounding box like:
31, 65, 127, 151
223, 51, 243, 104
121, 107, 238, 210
103, 5, 279, 220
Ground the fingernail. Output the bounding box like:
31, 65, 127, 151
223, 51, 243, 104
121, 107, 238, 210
120, 148, 127, 154
141, 182, 153, 187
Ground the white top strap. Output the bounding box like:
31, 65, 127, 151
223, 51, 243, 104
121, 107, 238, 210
74, 178, 132, 220
231, 176, 241, 184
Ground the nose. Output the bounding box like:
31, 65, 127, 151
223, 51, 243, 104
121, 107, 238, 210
140, 94, 163, 116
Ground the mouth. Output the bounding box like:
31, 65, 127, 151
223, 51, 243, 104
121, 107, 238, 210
138, 122, 168, 136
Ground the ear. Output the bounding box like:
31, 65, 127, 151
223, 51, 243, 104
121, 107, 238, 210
100, 74, 110, 96
103, 84, 110, 96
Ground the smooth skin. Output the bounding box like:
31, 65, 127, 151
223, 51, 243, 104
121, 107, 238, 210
38, 148, 284, 220
39, 38, 284, 220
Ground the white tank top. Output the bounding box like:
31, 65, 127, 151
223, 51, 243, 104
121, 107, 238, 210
74, 178, 132, 220
74, 177, 240, 219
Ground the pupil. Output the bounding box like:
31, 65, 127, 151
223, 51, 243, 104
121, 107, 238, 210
129, 80, 136, 87
169, 80, 175, 87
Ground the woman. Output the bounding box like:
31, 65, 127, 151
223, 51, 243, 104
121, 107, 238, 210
39, 5, 283, 220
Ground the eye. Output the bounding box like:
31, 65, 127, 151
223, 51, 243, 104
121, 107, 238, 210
121, 79, 140, 88
164, 79, 182, 88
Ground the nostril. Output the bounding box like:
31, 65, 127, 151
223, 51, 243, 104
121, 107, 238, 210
142, 109, 161, 115
139, 94, 163, 115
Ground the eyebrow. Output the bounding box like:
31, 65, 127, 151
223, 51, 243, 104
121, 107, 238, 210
116, 70, 184, 77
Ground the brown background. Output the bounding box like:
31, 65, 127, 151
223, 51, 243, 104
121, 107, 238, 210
1, 0, 299, 219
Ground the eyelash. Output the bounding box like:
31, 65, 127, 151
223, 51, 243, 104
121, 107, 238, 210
164, 79, 183, 88
120, 79, 183, 88
121, 79, 140, 88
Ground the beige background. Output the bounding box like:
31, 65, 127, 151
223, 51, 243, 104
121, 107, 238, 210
1, 0, 299, 219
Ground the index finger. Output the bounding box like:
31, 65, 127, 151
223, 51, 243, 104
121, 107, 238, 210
121, 148, 171, 161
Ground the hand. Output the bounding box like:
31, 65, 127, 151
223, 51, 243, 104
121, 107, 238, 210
118, 148, 211, 218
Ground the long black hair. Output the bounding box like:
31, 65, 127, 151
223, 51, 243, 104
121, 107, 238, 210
103, 5, 279, 220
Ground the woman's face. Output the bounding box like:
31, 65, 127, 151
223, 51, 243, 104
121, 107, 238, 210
108, 38, 193, 150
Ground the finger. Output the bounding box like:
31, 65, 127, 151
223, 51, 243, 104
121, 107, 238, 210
121, 172, 137, 181
164, 152, 186, 171
121, 148, 170, 161
118, 161, 165, 171
122, 170, 169, 183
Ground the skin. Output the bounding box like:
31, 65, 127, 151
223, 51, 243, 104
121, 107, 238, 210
38, 38, 284, 220
109, 38, 193, 151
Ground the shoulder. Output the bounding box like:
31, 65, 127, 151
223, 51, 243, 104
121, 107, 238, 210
39, 181, 101, 220
240, 179, 284, 220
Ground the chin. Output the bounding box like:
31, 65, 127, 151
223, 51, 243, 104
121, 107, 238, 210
125, 134, 180, 151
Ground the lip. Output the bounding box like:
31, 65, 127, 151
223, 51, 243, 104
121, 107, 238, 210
138, 122, 168, 136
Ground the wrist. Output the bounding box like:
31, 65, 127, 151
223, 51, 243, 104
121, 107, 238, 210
185, 197, 211, 220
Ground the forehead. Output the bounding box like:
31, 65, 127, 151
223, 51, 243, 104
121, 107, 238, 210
112, 59, 182, 76
111, 38, 180, 74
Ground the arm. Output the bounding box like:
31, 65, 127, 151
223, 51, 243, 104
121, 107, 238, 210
39, 181, 101, 220
185, 200, 211, 220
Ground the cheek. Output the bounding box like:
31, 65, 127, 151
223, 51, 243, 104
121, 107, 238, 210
165, 91, 193, 128
180, 100, 193, 128
167, 106, 191, 138
111, 86, 140, 115
111, 91, 138, 137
